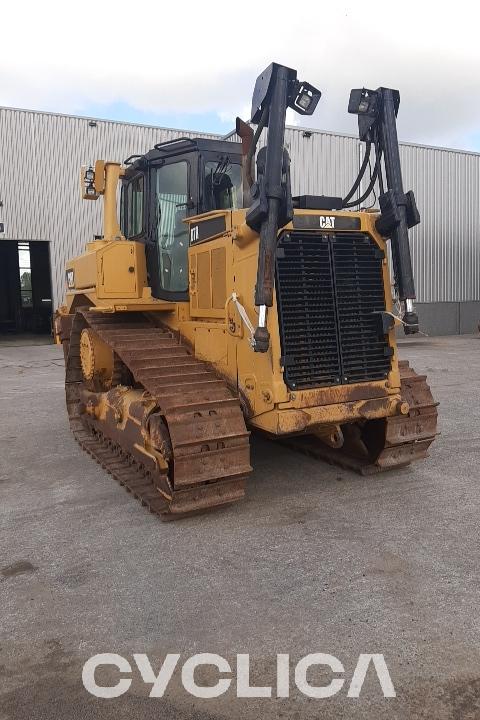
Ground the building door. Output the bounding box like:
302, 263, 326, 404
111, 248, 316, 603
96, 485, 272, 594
29, 241, 53, 333
0, 241, 20, 332
0, 240, 53, 334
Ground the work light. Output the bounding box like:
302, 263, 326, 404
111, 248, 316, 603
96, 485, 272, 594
348, 88, 377, 116
290, 81, 321, 116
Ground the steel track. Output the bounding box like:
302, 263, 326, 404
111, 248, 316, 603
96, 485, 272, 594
279, 360, 438, 475
65, 311, 251, 519
65, 312, 438, 518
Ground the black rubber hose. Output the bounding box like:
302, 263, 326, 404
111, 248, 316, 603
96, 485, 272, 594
343, 147, 382, 208
342, 141, 371, 206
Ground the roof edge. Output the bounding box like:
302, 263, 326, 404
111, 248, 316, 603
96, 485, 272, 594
1, 104, 478, 158
0, 104, 222, 138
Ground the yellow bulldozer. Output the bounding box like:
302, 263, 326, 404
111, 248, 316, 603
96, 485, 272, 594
55, 62, 438, 519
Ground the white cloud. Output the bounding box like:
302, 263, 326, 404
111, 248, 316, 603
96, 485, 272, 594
2, 0, 480, 149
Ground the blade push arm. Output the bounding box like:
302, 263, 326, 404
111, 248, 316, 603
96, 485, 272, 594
246, 63, 321, 352
348, 87, 420, 333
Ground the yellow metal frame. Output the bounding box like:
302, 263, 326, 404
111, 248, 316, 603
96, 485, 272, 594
59, 160, 406, 437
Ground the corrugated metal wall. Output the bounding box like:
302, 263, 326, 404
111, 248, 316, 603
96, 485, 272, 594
0, 107, 217, 307
398, 143, 480, 302
1, 106, 480, 308
280, 128, 360, 199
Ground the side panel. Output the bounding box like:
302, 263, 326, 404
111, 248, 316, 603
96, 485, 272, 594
189, 238, 228, 318
70, 251, 97, 290
98, 241, 148, 298
194, 326, 227, 366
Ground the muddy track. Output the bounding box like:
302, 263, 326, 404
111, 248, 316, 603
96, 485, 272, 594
65, 311, 438, 518
65, 311, 252, 519
280, 360, 438, 475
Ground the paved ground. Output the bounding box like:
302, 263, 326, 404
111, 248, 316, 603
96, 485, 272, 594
1, 336, 479, 719
0, 334, 53, 347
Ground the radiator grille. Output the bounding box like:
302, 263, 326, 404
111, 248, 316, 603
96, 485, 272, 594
275, 231, 392, 389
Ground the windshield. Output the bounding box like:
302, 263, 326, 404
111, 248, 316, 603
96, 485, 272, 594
203, 159, 243, 212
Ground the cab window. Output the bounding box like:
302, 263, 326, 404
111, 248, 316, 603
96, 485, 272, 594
204, 159, 243, 211
123, 174, 144, 238
153, 161, 189, 292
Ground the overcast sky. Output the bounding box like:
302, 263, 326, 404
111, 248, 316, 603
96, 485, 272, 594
2, 1, 480, 151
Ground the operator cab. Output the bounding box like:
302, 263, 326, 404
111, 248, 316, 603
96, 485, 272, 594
120, 137, 243, 302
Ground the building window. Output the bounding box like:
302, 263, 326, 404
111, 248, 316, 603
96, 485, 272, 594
18, 242, 33, 307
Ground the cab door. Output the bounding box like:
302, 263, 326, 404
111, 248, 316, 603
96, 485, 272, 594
147, 159, 192, 302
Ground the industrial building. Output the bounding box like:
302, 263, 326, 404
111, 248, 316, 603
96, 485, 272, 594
1, 105, 479, 336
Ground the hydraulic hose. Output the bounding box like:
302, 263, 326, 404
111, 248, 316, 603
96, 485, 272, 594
343, 147, 382, 208
342, 140, 371, 206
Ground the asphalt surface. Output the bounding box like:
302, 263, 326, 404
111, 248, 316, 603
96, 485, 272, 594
1, 335, 479, 719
